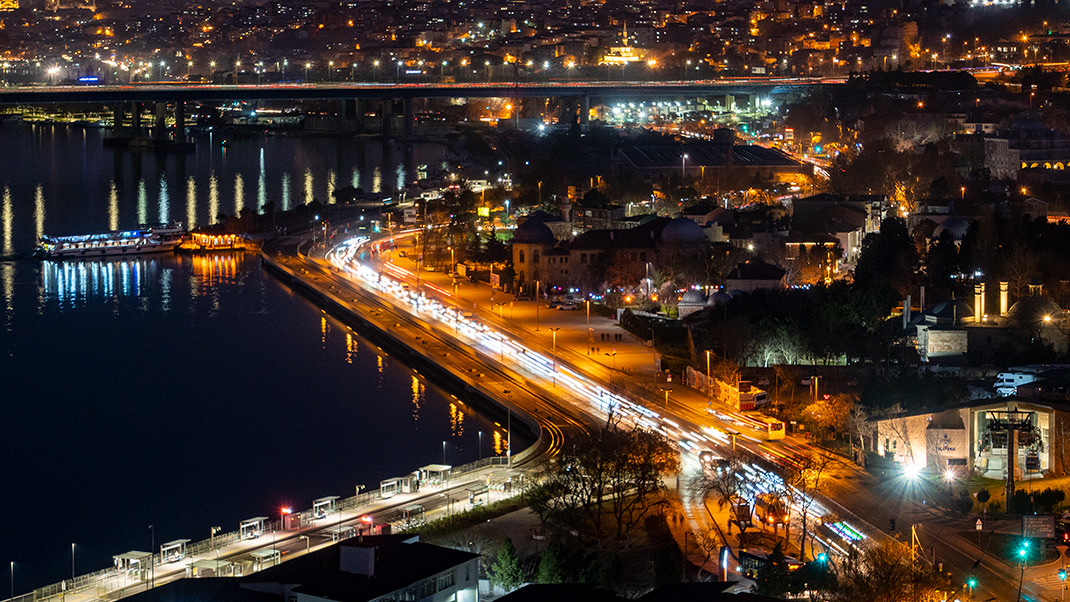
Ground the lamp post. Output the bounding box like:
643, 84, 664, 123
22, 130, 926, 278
211, 526, 221, 550
706, 349, 712, 402
10, 561, 14, 601
70, 543, 75, 586
442, 440, 447, 464
605, 349, 617, 370
585, 299, 591, 355
148, 524, 154, 589
299, 535, 310, 554
281, 507, 292, 532
535, 281, 541, 331
502, 389, 512, 467
478, 430, 483, 461
659, 386, 671, 408
549, 327, 561, 385
681, 153, 688, 178
304, 62, 311, 82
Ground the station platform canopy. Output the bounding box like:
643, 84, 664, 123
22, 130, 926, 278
419, 464, 451, 483
113, 551, 151, 569
240, 517, 268, 539
188, 559, 233, 578
313, 496, 339, 518
250, 548, 281, 570
160, 539, 190, 563
324, 525, 356, 541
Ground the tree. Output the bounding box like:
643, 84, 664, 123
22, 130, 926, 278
753, 541, 793, 598
854, 216, 919, 301
489, 538, 525, 592
534, 539, 570, 584
526, 425, 679, 543
824, 538, 943, 602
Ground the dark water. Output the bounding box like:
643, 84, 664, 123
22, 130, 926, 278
0, 124, 513, 594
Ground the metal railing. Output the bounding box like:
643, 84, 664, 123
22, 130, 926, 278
10, 455, 522, 602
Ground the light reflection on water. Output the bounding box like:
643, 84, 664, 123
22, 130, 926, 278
3, 250, 521, 593
0, 124, 450, 257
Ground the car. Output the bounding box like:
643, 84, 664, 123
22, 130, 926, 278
557, 303, 580, 310
546, 301, 561, 308
398, 250, 407, 257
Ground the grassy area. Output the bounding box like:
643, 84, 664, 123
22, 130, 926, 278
409, 497, 528, 539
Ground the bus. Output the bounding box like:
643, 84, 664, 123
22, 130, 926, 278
735, 412, 786, 440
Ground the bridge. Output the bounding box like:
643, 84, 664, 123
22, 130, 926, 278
0, 77, 840, 104
0, 78, 839, 148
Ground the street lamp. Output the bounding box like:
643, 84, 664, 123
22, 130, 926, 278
211, 526, 221, 550
328, 61, 334, 82
681, 153, 688, 178
605, 349, 617, 371
659, 386, 671, 407
10, 561, 14, 601
70, 543, 75, 586
502, 389, 513, 466
478, 430, 483, 461
585, 299, 591, 355
442, 440, 447, 464
548, 327, 561, 383
706, 349, 712, 403
305, 62, 311, 82
148, 524, 154, 589
281, 507, 292, 531
299, 535, 310, 554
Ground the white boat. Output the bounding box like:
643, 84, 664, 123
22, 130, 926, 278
35, 223, 184, 259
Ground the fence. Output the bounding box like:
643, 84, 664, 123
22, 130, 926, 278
11, 455, 520, 602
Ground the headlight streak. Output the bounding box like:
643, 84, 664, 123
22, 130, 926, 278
324, 233, 867, 559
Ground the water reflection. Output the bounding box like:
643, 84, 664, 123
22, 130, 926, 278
303, 168, 314, 205
185, 176, 196, 228
0, 126, 449, 257
40, 258, 148, 308
158, 174, 170, 224
108, 181, 119, 232
137, 180, 147, 225
346, 331, 357, 364
208, 171, 219, 225
33, 184, 43, 240
449, 402, 464, 437
191, 253, 240, 288
411, 375, 423, 423
234, 173, 245, 214
2, 185, 12, 255
281, 173, 292, 211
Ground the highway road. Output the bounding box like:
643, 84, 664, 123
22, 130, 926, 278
306, 226, 1067, 602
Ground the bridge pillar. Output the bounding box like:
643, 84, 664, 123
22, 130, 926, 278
174, 101, 185, 142
112, 105, 125, 134
402, 97, 414, 139
382, 99, 393, 138
152, 102, 167, 141
580, 95, 590, 127
130, 102, 141, 133
557, 98, 572, 126
354, 99, 364, 134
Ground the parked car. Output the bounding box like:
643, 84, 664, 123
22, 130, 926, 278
557, 303, 580, 310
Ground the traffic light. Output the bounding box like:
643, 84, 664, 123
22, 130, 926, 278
967, 577, 977, 588
1059, 568, 1067, 580
889, 518, 896, 531
817, 552, 828, 563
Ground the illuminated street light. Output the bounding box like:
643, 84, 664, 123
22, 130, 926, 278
548, 327, 561, 384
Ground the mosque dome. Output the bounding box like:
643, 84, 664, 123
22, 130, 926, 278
660, 217, 706, 247
512, 219, 555, 245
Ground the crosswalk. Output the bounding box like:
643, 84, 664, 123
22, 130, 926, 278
1027, 571, 1066, 593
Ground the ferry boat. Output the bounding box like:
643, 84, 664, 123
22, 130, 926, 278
34, 223, 185, 259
